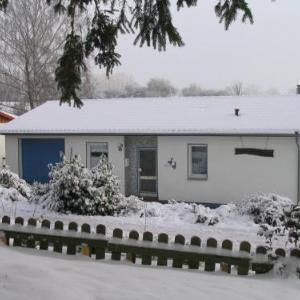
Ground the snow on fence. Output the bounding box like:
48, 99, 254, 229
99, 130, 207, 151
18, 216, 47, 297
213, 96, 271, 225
0, 216, 299, 276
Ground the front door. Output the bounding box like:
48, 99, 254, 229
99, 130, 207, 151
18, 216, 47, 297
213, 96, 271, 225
137, 148, 157, 197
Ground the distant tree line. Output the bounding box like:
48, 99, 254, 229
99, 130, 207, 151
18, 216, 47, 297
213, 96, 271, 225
81, 73, 280, 100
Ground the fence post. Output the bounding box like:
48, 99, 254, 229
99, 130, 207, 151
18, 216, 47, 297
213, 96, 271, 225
2, 216, 10, 246
157, 233, 169, 266
290, 248, 300, 259
275, 248, 286, 258
81, 223, 91, 233
13, 217, 24, 247
26, 218, 37, 249
2, 216, 10, 224
188, 236, 201, 269
111, 228, 123, 261
40, 220, 50, 250
67, 222, 78, 255
141, 232, 153, 265
252, 246, 273, 274
221, 239, 233, 274
53, 221, 64, 253
205, 238, 217, 272
127, 230, 139, 263
238, 241, 251, 275
95, 224, 106, 260
172, 235, 185, 268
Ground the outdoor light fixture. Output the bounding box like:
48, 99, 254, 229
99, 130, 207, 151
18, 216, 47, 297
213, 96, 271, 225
167, 157, 176, 169
118, 143, 124, 152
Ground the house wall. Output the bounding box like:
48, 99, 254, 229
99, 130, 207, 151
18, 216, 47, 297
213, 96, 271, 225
157, 136, 298, 204
0, 135, 5, 168
5, 134, 298, 204
5, 135, 125, 194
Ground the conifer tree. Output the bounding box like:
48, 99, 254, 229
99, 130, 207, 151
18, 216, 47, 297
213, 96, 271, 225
0, 1, 253, 107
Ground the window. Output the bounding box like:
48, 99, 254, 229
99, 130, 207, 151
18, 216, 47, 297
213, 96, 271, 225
188, 144, 208, 179
87, 142, 108, 168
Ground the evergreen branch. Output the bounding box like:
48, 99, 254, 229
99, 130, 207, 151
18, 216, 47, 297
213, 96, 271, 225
215, 0, 253, 30
0, 0, 8, 11
55, 34, 86, 108
0, 0, 254, 107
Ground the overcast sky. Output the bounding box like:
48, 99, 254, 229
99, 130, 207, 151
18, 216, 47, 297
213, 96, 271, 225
92, 1, 300, 93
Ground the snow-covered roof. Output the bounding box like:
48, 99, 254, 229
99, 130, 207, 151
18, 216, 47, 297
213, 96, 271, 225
1, 96, 300, 135
0, 111, 16, 121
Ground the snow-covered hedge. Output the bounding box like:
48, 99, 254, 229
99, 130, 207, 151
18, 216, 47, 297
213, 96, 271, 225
117, 197, 223, 225
48, 155, 121, 215
237, 193, 293, 226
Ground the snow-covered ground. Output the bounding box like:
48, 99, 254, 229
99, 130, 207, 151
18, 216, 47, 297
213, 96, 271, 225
0, 198, 288, 250
0, 246, 299, 300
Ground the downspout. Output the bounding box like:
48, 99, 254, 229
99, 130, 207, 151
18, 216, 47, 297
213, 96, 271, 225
295, 131, 300, 205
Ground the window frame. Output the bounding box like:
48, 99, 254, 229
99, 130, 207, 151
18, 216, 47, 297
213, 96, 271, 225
187, 143, 208, 180
86, 142, 109, 169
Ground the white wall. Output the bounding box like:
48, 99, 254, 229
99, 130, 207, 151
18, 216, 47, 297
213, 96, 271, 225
0, 135, 5, 169
157, 136, 298, 204
6, 134, 299, 204
5, 135, 125, 193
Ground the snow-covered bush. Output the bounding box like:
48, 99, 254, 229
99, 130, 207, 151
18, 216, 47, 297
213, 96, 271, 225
284, 205, 300, 248
91, 155, 121, 214
117, 196, 144, 216
0, 185, 28, 203
30, 182, 53, 209
237, 193, 293, 226
195, 205, 220, 225
49, 155, 121, 215
0, 166, 31, 199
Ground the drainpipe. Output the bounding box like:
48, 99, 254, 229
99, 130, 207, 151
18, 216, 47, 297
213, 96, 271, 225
295, 131, 300, 205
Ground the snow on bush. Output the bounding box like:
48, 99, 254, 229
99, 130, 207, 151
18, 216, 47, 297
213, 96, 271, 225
48, 155, 121, 216
237, 193, 293, 226
117, 197, 223, 225
30, 182, 53, 209
0, 167, 31, 202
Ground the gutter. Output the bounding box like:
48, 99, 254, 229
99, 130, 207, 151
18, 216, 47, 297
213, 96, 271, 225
295, 131, 300, 205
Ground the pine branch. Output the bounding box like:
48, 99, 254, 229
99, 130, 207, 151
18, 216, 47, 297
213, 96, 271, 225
0, 0, 254, 108
215, 0, 253, 30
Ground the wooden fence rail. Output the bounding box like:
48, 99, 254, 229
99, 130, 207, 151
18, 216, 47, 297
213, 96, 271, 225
0, 216, 299, 276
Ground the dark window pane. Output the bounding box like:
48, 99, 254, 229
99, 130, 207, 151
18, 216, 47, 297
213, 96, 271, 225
140, 179, 157, 194
191, 146, 207, 175
140, 150, 156, 176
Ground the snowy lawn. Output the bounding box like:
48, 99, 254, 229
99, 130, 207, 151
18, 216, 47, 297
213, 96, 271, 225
0, 246, 299, 300
0, 198, 287, 249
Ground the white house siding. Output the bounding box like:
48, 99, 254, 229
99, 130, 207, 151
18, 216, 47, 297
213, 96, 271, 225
157, 136, 298, 204
5, 135, 125, 194
0, 135, 5, 168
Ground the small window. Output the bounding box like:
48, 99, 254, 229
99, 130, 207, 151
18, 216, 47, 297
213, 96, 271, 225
188, 144, 208, 179
87, 142, 108, 168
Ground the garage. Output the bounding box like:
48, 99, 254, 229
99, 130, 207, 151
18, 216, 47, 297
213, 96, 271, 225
21, 138, 65, 183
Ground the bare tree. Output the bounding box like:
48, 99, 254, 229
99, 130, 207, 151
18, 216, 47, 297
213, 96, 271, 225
228, 82, 244, 96
0, 0, 67, 109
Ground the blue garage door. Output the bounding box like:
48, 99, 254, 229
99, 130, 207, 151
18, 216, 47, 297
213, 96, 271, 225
21, 139, 65, 183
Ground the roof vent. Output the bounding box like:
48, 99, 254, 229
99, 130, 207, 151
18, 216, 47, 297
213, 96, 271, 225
234, 108, 240, 116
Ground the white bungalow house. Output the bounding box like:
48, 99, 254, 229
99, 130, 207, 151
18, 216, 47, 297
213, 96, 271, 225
0, 96, 300, 205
